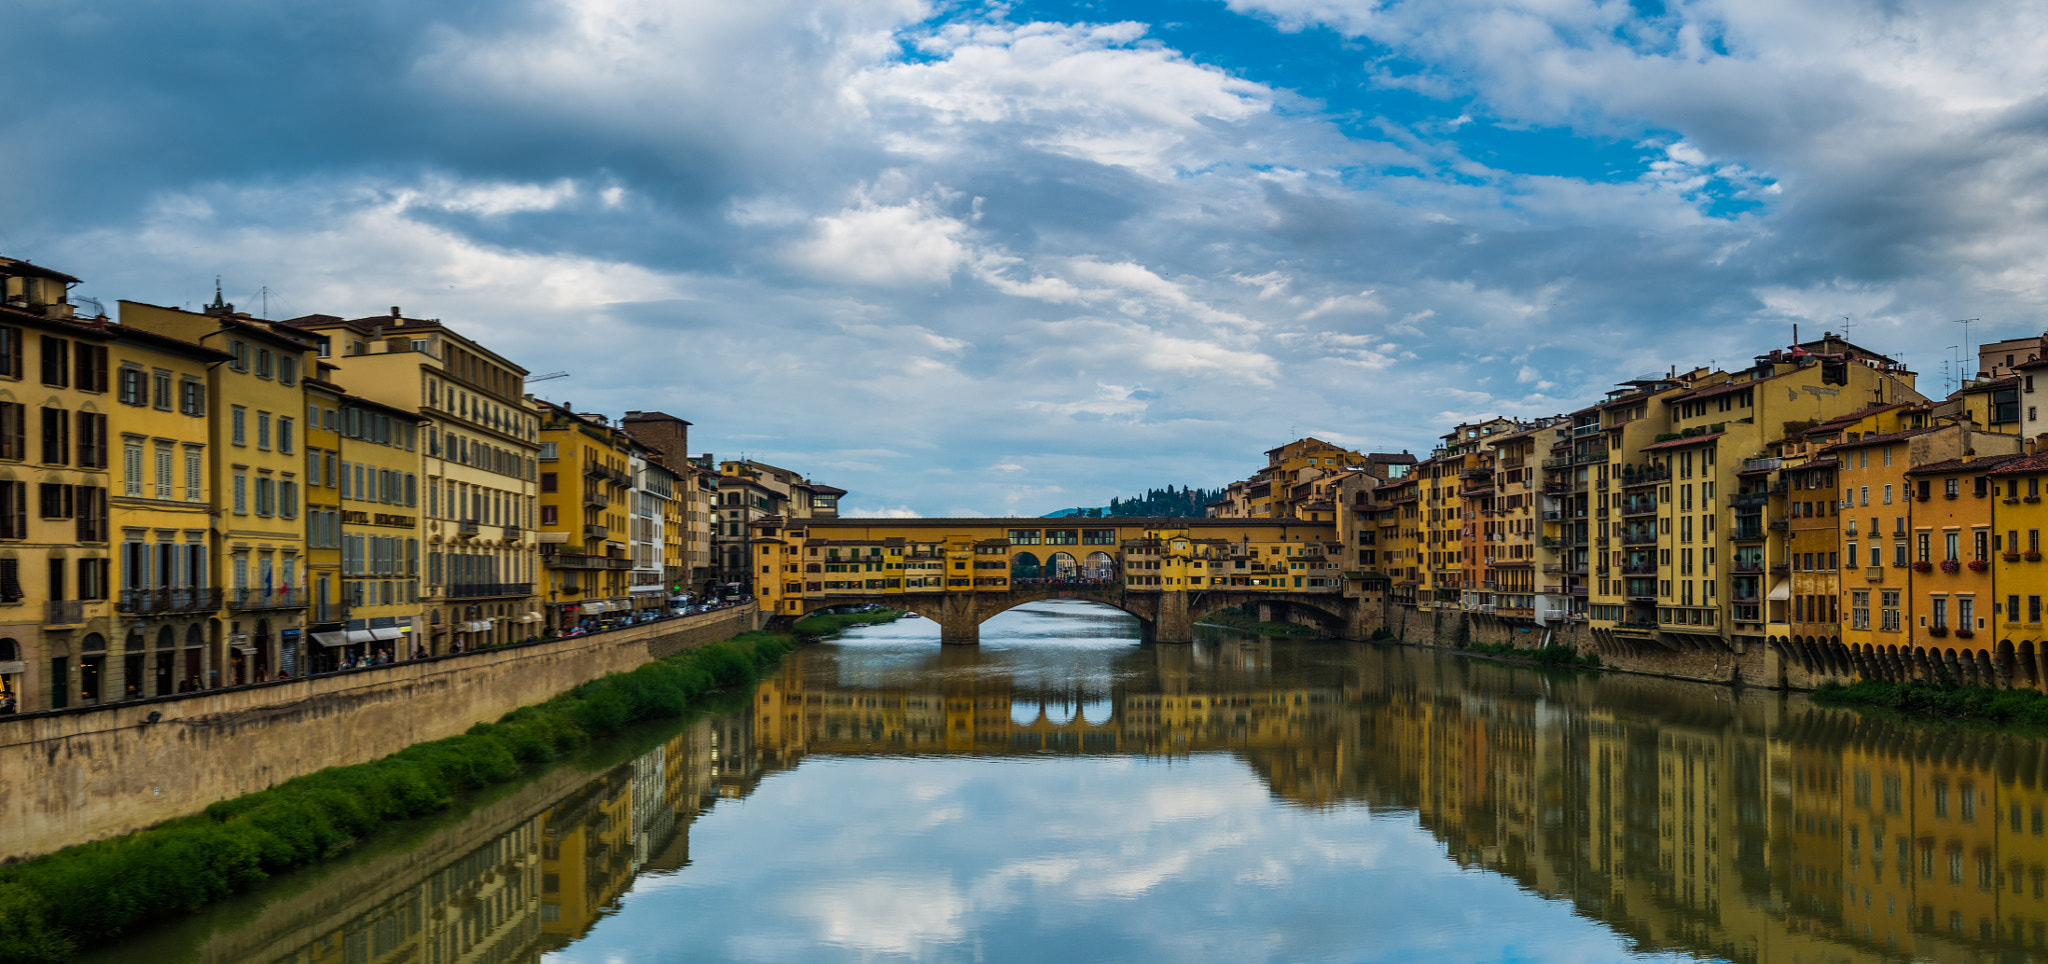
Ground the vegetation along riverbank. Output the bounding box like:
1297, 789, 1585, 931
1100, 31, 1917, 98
1813, 679, 2048, 732
1457, 642, 1603, 669
1196, 605, 1318, 637
793, 607, 904, 636
0, 630, 798, 964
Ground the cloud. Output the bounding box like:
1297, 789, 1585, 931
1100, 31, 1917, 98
787, 199, 972, 286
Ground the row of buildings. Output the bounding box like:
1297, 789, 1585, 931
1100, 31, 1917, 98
1209, 331, 2048, 685
0, 256, 843, 712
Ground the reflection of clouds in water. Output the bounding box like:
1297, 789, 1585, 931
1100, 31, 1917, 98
821, 600, 1141, 696
552, 756, 1680, 964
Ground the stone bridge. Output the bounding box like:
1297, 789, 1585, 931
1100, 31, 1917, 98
783, 584, 1367, 644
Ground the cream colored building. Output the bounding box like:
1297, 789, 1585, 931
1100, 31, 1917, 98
282, 310, 541, 652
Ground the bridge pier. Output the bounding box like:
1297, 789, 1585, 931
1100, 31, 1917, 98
1151, 591, 1194, 644
936, 593, 983, 645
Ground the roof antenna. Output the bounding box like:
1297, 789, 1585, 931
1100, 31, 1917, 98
208, 276, 226, 312
1952, 318, 1979, 374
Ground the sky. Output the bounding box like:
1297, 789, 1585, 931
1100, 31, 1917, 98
11, 0, 2048, 517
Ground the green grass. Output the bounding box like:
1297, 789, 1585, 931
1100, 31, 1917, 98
793, 609, 903, 637
0, 630, 797, 964
1197, 605, 1320, 638
1813, 678, 2048, 731
1459, 641, 1602, 669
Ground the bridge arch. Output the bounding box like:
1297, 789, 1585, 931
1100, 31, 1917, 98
786, 586, 1357, 645
1047, 552, 1080, 579
1011, 552, 1041, 579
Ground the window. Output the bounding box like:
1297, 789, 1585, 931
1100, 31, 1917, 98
256, 412, 270, 451
122, 440, 143, 497
75, 412, 105, 468
233, 473, 247, 514
540, 472, 557, 493
152, 370, 171, 410
1961, 596, 1975, 629
278, 417, 292, 454
117, 366, 146, 405
39, 407, 68, 465
0, 327, 21, 379
179, 378, 205, 416
278, 356, 296, 386
184, 448, 202, 502
254, 477, 273, 517
279, 481, 297, 519
255, 348, 272, 379
1881, 590, 1902, 630
228, 340, 248, 372
38, 336, 67, 387
1852, 590, 1870, 629
231, 406, 246, 445
154, 445, 172, 500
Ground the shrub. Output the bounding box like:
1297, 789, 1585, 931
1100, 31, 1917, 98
0, 630, 796, 963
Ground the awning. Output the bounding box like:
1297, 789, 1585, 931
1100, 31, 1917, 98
232, 645, 256, 655
463, 620, 494, 632
370, 627, 403, 642
1768, 582, 1791, 601
344, 629, 379, 644
311, 632, 348, 647
0, 660, 26, 675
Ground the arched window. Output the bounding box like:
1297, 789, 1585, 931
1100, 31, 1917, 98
1047, 552, 1079, 579
1011, 552, 1042, 579
0, 638, 16, 662
1083, 552, 1117, 581
186, 624, 204, 649
124, 631, 144, 652
157, 626, 175, 650
81, 633, 106, 652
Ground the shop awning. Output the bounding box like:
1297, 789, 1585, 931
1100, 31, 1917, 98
0, 661, 24, 675
1768, 582, 1791, 601
370, 627, 404, 641
311, 632, 348, 647
232, 645, 256, 655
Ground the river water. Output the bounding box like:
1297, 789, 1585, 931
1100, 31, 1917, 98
82, 600, 2048, 963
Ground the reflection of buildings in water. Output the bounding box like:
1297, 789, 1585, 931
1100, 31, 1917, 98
754, 641, 2048, 964
267, 723, 723, 964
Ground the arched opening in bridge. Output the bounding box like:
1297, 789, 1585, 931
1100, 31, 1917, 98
1011, 552, 1042, 579
1083, 551, 1116, 581
1047, 552, 1080, 580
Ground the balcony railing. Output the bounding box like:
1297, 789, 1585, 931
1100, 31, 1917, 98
46, 600, 86, 625
228, 588, 308, 611
1576, 450, 1609, 465
584, 492, 608, 508
585, 524, 610, 541
1621, 532, 1659, 546
446, 582, 533, 599
1621, 468, 1670, 487
117, 587, 223, 615
457, 520, 480, 535
312, 600, 348, 623
546, 551, 608, 570
502, 525, 522, 541
1742, 457, 1782, 474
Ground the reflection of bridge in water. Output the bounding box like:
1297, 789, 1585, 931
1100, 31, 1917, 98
105, 639, 2048, 964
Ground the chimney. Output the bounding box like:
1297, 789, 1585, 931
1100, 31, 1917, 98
390, 306, 402, 318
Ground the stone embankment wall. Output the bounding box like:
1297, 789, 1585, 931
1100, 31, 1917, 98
1378, 602, 1800, 688
0, 604, 759, 863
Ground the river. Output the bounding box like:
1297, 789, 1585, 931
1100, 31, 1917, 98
79, 599, 2048, 963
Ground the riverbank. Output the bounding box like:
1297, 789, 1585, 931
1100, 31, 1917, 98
1453, 642, 1603, 670
0, 630, 798, 964
793, 608, 905, 636
1813, 678, 2048, 733
1196, 607, 1317, 637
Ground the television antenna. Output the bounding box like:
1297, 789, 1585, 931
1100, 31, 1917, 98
525, 371, 570, 383
1952, 318, 1979, 375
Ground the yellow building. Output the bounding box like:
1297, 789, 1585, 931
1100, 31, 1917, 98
1990, 451, 2048, 685
300, 374, 344, 656
121, 295, 318, 684
282, 311, 542, 653
534, 400, 632, 633
109, 323, 232, 695
1, 260, 116, 710
318, 392, 427, 666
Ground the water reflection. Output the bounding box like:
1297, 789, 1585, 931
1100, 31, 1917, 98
89, 601, 2048, 963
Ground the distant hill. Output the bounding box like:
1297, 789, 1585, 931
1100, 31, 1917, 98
1042, 485, 1224, 519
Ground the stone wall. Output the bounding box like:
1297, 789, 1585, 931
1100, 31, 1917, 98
1381, 602, 1790, 687
0, 604, 759, 863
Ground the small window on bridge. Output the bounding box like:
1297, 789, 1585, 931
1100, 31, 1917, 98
1008, 529, 1041, 545
1083, 529, 1115, 544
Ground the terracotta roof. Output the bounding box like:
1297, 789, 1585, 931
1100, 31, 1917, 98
1909, 454, 2027, 476
1811, 403, 1907, 433
1817, 426, 1943, 453
1989, 452, 2048, 476
1638, 432, 1726, 452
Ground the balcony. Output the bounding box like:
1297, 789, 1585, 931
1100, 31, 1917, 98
1729, 493, 1771, 508
1865, 566, 1885, 582
446, 582, 533, 599
1541, 457, 1573, 470
502, 525, 522, 541
1731, 561, 1763, 574
46, 600, 87, 625
1626, 593, 1658, 603
1732, 527, 1766, 541
1620, 500, 1658, 517
585, 524, 610, 541
311, 600, 348, 623
1767, 518, 1789, 530
1542, 510, 1564, 521
457, 520, 480, 536
1621, 532, 1659, 546
228, 588, 307, 611
546, 551, 608, 570
116, 587, 223, 615
583, 492, 608, 508
1576, 450, 1609, 465
1741, 457, 1782, 474
1621, 467, 1670, 487
1621, 562, 1658, 575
